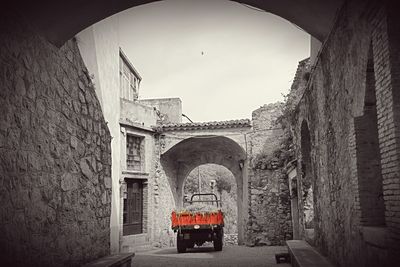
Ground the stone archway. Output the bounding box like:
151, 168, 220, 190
160, 136, 248, 244
14, 0, 344, 46
183, 164, 238, 237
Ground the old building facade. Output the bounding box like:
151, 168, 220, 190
78, 24, 185, 252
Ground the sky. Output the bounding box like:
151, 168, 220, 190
117, 0, 310, 122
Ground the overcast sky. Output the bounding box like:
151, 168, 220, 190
117, 0, 310, 122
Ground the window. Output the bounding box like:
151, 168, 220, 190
127, 135, 143, 171
119, 52, 139, 101
123, 179, 143, 235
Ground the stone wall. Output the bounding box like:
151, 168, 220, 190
152, 134, 176, 248
0, 14, 112, 266
293, 0, 400, 266
246, 103, 292, 246
247, 169, 291, 245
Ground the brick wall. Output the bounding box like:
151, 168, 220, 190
292, 0, 400, 265
0, 14, 112, 266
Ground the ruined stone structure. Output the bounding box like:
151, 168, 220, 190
247, 103, 292, 246
2, 0, 400, 266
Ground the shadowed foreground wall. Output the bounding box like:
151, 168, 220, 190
293, 1, 400, 266
0, 14, 112, 267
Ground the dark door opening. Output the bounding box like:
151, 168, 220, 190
123, 179, 143, 235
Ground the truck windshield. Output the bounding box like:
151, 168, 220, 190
184, 193, 221, 208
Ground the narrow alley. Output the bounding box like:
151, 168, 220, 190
1, 0, 400, 267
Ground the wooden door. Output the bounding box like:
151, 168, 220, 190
123, 180, 143, 235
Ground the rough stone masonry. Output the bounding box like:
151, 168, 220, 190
246, 103, 292, 246
0, 14, 112, 267
292, 0, 400, 266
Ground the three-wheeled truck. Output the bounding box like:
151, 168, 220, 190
171, 193, 224, 253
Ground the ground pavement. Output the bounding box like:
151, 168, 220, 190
131, 244, 290, 267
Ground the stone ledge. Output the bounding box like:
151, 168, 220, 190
362, 226, 387, 249
83, 253, 135, 267
122, 171, 150, 180
286, 240, 335, 267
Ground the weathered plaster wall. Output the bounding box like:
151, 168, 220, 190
139, 98, 182, 123
293, 0, 400, 266
119, 99, 161, 251
119, 125, 156, 251
76, 15, 122, 253
77, 16, 186, 252
120, 99, 157, 128
0, 14, 112, 267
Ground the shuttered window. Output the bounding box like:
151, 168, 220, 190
119, 54, 138, 101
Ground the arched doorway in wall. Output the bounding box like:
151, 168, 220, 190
183, 164, 238, 245
300, 120, 315, 243
160, 136, 248, 244
354, 44, 385, 227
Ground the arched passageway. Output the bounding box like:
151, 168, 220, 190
160, 136, 248, 244
354, 44, 385, 227
183, 164, 238, 241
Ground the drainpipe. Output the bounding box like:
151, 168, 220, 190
182, 113, 193, 123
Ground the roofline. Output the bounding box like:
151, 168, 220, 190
156, 119, 252, 132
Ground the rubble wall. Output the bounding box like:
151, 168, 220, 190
247, 103, 292, 245
293, 1, 400, 266
0, 14, 112, 266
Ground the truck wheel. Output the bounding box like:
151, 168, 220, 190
177, 235, 186, 253
213, 230, 223, 251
